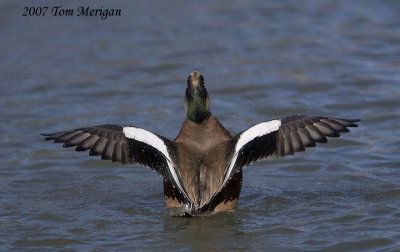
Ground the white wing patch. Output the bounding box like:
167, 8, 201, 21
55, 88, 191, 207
122, 126, 189, 199
123, 127, 170, 161
222, 119, 281, 185
234, 120, 281, 154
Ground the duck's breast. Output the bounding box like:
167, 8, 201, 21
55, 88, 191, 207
175, 141, 231, 208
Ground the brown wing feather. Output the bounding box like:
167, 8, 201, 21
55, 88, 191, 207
42, 125, 133, 164
274, 115, 360, 157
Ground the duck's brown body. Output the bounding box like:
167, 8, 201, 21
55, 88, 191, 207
164, 114, 242, 212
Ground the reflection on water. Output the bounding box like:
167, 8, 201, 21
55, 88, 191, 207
1, 0, 400, 250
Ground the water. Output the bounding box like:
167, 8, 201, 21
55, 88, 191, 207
1, 0, 400, 250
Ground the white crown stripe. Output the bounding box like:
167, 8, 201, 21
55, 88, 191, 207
222, 120, 281, 186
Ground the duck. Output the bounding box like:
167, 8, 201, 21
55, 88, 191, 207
42, 71, 360, 216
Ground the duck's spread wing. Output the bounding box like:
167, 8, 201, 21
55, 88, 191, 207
42, 125, 190, 201
219, 116, 360, 192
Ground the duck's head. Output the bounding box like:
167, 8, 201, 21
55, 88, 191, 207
184, 71, 210, 124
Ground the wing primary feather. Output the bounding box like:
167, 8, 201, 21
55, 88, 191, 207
297, 127, 315, 147
112, 142, 122, 162
64, 133, 91, 147
330, 118, 360, 127
102, 140, 114, 160
90, 137, 107, 156
305, 125, 327, 143
54, 131, 81, 142
76, 135, 99, 151
316, 121, 340, 137
277, 134, 285, 156
120, 142, 128, 164
320, 118, 345, 131
290, 131, 305, 152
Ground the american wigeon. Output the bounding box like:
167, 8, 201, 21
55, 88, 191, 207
42, 71, 360, 216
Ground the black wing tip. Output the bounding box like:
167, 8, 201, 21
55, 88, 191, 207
340, 118, 361, 123
346, 119, 361, 128
75, 146, 89, 151
42, 133, 55, 141
41, 132, 66, 141
62, 142, 75, 148
328, 132, 341, 137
